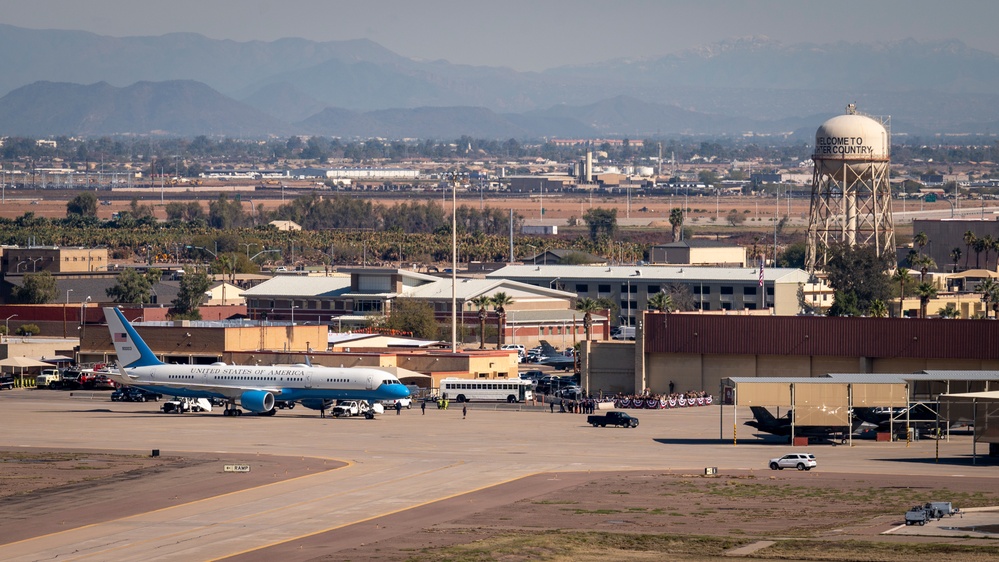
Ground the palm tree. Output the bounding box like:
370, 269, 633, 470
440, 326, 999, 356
893, 267, 910, 317
916, 281, 938, 318
973, 238, 987, 269
984, 235, 995, 269
647, 291, 674, 313
976, 278, 999, 319
470, 295, 492, 350
950, 247, 962, 273
963, 230, 976, 269
913, 231, 928, 254
575, 297, 601, 341
868, 299, 888, 318
669, 207, 684, 242
936, 304, 960, 319
490, 292, 513, 349
912, 254, 937, 282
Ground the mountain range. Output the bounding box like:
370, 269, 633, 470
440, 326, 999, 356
0, 24, 997, 139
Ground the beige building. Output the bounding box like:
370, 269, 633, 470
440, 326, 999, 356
2, 246, 108, 274
648, 240, 747, 267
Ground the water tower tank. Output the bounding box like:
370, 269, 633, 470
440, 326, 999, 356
812, 114, 888, 180
805, 105, 895, 274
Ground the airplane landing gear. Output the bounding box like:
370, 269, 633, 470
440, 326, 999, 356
223, 402, 243, 417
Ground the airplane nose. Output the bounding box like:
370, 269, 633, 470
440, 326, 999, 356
392, 385, 411, 398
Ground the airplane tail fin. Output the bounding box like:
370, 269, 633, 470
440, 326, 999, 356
104, 307, 163, 368
749, 406, 777, 424
538, 339, 559, 357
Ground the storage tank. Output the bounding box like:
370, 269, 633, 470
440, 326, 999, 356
813, 113, 889, 181
805, 104, 895, 274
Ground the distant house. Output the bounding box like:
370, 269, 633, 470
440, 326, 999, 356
269, 220, 301, 231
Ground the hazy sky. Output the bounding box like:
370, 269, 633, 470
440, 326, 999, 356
3, 0, 997, 71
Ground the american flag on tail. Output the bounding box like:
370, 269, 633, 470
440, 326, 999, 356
113, 333, 127, 342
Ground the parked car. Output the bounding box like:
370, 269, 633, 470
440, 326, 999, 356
768, 453, 817, 471
0, 375, 14, 390
111, 387, 162, 402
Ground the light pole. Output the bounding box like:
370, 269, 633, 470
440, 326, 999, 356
31, 257, 43, 271
526, 244, 536, 265
15, 261, 27, 273
250, 249, 280, 261
81, 296, 91, 344
63, 289, 73, 338
290, 304, 298, 325
4, 314, 16, 341
241, 243, 257, 259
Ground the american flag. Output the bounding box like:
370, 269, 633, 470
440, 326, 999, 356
758, 256, 765, 287
113, 333, 127, 342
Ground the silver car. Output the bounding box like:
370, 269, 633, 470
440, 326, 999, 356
769, 453, 817, 471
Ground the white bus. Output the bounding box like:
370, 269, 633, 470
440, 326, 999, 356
440, 378, 534, 403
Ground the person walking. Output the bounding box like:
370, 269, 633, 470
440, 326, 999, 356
421, 400, 426, 415
462, 405, 467, 419
395, 401, 402, 415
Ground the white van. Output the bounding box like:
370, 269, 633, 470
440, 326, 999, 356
612, 326, 636, 340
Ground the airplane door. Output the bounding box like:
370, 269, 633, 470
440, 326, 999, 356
304, 370, 313, 389
366, 375, 374, 390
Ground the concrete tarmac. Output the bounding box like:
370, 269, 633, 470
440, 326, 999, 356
0, 390, 996, 561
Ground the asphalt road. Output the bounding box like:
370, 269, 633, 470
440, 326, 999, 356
0, 389, 996, 561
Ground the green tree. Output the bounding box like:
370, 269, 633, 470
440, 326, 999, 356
470, 295, 492, 350
582, 207, 618, 243
66, 192, 98, 217
16, 323, 41, 336
647, 291, 674, 313
963, 230, 976, 269
827, 290, 860, 317
170, 272, 211, 320
11, 271, 58, 304
575, 297, 601, 341
893, 267, 912, 317
669, 208, 684, 242
384, 298, 438, 339
726, 209, 745, 227
105, 269, 154, 304
868, 299, 889, 318
936, 304, 960, 319
976, 278, 999, 318
913, 231, 928, 254
777, 242, 807, 269
824, 243, 894, 315
490, 292, 513, 349
950, 247, 962, 273
698, 169, 718, 186
916, 282, 938, 318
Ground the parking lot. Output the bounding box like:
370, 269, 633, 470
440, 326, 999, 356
1, 388, 997, 561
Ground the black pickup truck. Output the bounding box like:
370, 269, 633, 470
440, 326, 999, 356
587, 411, 639, 428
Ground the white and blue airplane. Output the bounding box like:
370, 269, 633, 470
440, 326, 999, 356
104, 307, 410, 417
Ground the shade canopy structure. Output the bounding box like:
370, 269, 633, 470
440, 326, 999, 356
0, 357, 55, 369
0, 356, 56, 388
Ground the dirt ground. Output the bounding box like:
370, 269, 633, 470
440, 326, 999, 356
3, 449, 997, 561
0, 449, 342, 545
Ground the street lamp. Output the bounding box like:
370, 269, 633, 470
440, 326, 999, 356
525, 244, 536, 265
290, 304, 299, 325
31, 257, 43, 271
15, 261, 27, 273
63, 289, 73, 337
250, 249, 280, 261
81, 296, 91, 337
241, 243, 257, 259
4, 314, 16, 341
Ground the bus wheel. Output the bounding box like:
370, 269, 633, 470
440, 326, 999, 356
456, 395, 467, 403
507, 396, 516, 403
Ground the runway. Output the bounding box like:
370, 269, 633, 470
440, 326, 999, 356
0, 390, 995, 561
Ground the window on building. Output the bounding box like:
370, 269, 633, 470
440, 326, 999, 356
720, 286, 734, 295
598, 284, 611, 293
620, 284, 638, 293
575, 283, 588, 292
647, 285, 661, 294
743, 286, 757, 295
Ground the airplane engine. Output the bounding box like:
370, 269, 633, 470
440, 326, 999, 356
240, 390, 275, 413
300, 398, 334, 411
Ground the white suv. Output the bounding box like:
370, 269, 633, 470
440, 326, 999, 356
768, 453, 816, 471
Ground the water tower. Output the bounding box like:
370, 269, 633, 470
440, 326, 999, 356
805, 104, 895, 273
